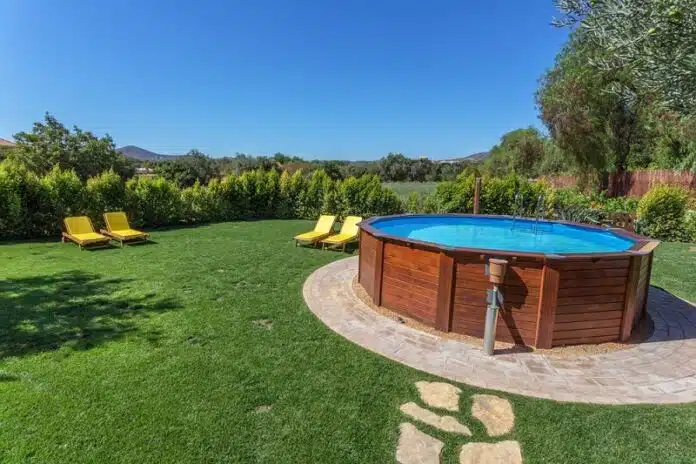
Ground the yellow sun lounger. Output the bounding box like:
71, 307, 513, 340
101, 211, 150, 247
62, 216, 111, 250
294, 215, 337, 247
320, 216, 362, 252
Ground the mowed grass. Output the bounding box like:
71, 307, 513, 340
384, 181, 439, 200
0, 221, 694, 463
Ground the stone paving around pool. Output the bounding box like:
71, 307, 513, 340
303, 256, 696, 404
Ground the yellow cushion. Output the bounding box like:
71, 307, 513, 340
337, 216, 362, 236
313, 215, 336, 234
104, 212, 131, 231
111, 229, 148, 238
64, 216, 95, 235
72, 232, 109, 243
294, 231, 328, 241
322, 233, 357, 245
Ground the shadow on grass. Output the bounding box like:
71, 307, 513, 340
0, 271, 181, 359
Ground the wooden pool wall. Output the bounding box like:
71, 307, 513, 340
357, 215, 658, 348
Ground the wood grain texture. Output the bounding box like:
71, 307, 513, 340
380, 242, 440, 324
372, 240, 384, 305
435, 253, 455, 331
452, 256, 542, 346
620, 255, 645, 341
535, 264, 559, 349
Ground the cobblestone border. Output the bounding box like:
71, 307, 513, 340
303, 256, 696, 404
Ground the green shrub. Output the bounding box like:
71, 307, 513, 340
297, 170, 330, 219
0, 160, 28, 238
683, 210, 696, 242
85, 169, 125, 228
636, 185, 690, 241
406, 192, 423, 213
42, 166, 86, 235
125, 176, 183, 228
338, 175, 403, 218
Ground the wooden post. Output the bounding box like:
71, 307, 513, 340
620, 255, 643, 341
473, 177, 482, 214
535, 262, 559, 349
435, 252, 455, 332
372, 240, 385, 306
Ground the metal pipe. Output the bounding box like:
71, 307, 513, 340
483, 285, 500, 356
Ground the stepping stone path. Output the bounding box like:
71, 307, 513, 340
397, 381, 521, 464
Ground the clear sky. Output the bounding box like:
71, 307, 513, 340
1, 1, 568, 160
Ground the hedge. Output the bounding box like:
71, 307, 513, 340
0, 160, 403, 240
1, 157, 693, 243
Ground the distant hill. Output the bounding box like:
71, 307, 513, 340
464, 151, 491, 161
436, 152, 491, 164
117, 145, 179, 162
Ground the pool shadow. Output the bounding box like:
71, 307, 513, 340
0, 271, 181, 359
638, 286, 696, 344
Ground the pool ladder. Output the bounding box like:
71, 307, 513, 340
511, 192, 545, 235
533, 194, 545, 235
510, 192, 524, 230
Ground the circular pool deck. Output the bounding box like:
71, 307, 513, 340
303, 257, 696, 404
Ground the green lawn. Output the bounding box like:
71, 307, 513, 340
384, 181, 439, 200
0, 221, 695, 463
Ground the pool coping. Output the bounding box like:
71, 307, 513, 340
358, 214, 659, 260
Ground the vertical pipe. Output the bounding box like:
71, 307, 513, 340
473, 177, 481, 214
483, 285, 499, 356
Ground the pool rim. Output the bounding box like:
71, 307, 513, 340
358, 213, 659, 259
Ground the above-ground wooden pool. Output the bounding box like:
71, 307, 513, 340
358, 214, 659, 348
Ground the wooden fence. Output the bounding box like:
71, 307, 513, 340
545, 170, 696, 197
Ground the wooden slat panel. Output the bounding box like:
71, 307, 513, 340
452, 319, 536, 345
557, 294, 625, 306
554, 326, 620, 340
383, 263, 439, 285
435, 253, 455, 332
382, 285, 436, 308
560, 268, 629, 279
559, 277, 627, 289
555, 310, 623, 323
381, 291, 437, 324
556, 259, 630, 271
381, 279, 435, 300
556, 301, 625, 314
558, 285, 626, 298
383, 263, 437, 288
385, 243, 440, 267
454, 307, 539, 327
553, 319, 622, 331
553, 334, 619, 346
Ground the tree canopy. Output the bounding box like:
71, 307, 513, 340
11, 113, 135, 180
554, 0, 696, 114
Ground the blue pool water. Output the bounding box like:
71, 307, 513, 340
370, 216, 635, 254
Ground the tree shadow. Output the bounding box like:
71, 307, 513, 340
0, 271, 181, 359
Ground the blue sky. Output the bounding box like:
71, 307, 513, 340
1, 1, 568, 160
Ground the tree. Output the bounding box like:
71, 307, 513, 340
554, 0, 696, 113
536, 32, 646, 177
153, 149, 217, 188
485, 128, 547, 178
379, 153, 411, 182
11, 113, 135, 180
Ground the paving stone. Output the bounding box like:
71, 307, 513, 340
471, 395, 515, 436
303, 257, 696, 404
400, 402, 472, 436
459, 441, 522, 464
396, 422, 443, 464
